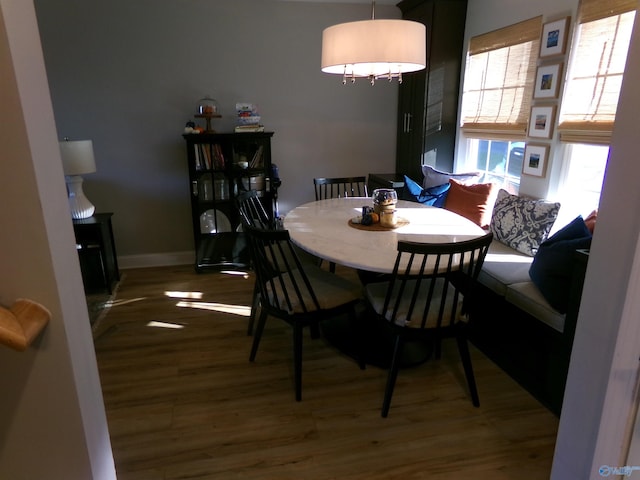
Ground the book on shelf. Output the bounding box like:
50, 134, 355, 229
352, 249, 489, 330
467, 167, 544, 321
194, 144, 204, 170
213, 143, 225, 169
200, 144, 212, 169
249, 145, 264, 168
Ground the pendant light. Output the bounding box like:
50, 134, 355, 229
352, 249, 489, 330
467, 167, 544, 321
321, 0, 426, 85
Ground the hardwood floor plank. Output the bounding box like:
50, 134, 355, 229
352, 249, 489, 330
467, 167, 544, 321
93, 265, 558, 479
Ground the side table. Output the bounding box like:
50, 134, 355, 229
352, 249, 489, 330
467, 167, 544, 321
73, 213, 120, 294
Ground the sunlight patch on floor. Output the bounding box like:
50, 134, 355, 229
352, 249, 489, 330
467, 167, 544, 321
146, 320, 185, 329
220, 270, 251, 278
165, 290, 203, 299
176, 300, 251, 317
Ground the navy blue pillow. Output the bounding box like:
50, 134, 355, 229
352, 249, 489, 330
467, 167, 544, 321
402, 175, 450, 207
529, 216, 592, 314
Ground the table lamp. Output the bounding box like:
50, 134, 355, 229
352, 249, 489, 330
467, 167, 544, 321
59, 139, 97, 219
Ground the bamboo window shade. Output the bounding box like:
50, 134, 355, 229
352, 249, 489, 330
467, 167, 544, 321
558, 0, 637, 144
461, 16, 542, 140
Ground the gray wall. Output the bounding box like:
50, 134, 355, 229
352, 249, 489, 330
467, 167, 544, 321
3, 0, 639, 477
34, 0, 399, 265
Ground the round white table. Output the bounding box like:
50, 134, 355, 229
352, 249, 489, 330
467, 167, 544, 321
283, 197, 486, 273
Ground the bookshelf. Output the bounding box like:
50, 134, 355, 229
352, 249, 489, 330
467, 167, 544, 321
183, 131, 275, 271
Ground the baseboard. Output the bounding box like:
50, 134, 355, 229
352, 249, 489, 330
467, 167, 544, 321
118, 251, 194, 269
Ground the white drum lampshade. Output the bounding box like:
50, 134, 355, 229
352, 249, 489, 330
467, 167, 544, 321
321, 18, 426, 84
59, 139, 97, 219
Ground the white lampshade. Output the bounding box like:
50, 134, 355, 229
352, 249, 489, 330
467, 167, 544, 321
60, 139, 96, 176
59, 139, 97, 219
321, 19, 426, 81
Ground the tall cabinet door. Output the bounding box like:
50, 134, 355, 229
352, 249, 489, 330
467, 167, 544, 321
396, 0, 468, 180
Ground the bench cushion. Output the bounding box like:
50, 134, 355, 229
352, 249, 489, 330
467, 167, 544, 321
505, 282, 565, 332
478, 241, 533, 295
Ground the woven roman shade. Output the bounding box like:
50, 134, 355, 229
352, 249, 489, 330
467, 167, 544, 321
558, 0, 637, 144
461, 16, 542, 139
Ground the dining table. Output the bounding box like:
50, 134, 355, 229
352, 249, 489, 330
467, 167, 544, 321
283, 197, 486, 272
283, 197, 487, 368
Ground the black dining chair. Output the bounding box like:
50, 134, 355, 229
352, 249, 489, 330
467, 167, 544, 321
313, 176, 368, 273
236, 190, 274, 335
363, 232, 493, 417
244, 223, 364, 401
313, 176, 369, 201
236, 189, 273, 230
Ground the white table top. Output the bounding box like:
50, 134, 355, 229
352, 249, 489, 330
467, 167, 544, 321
283, 197, 486, 273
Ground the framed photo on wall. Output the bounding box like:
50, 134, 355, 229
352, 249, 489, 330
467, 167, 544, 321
522, 144, 550, 178
534, 63, 563, 99
540, 17, 570, 57
528, 105, 556, 139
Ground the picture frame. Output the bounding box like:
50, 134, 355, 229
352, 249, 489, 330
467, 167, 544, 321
540, 17, 570, 57
522, 144, 550, 178
528, 105, 556, 139
534, 63, 563, 99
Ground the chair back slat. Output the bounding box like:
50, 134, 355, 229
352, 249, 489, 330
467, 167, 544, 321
244, 224, 322, 315
313, 176, 368, 200
379, 233, 493, 330
237, 189, 272, 229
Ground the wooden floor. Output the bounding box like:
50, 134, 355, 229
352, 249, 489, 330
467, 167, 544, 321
93, 264, 559, 480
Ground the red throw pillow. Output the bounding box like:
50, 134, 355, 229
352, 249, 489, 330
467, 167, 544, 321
444, 179, 497, 228
584, 209, 597, 233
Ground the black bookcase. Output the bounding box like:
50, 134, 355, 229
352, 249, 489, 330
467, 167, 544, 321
183, 132, 275, 272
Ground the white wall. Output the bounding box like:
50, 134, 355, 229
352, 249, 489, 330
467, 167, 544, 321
553, 9, 640, 478
34, 0, 400, 263
0, 1, 115, 478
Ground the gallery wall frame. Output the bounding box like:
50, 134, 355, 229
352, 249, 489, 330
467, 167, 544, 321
528, 105, 556, 139
534, 63, 563, 99
540, 17, 570, 57
522, 143, 550, 178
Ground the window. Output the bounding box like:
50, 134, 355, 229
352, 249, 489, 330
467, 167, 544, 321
559, 0, 636, 144
459, 17, 542, 192
461, 16, 541, 137
468, 139, 524, 193
549, 144, 608, 234
551, 0, 636, 225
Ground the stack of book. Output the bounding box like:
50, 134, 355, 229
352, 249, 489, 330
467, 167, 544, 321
235, 103, 264, 132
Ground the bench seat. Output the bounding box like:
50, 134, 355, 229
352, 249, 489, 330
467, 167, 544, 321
478, 241, 565, 332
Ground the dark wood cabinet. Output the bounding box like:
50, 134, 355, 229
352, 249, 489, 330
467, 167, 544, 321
396, 0, 468, 181
368, 173, 406, 197
183, 132, 275, 272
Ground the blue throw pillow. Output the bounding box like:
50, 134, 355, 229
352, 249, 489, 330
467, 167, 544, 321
529, 216, 592, 314
402, 175, 450, 207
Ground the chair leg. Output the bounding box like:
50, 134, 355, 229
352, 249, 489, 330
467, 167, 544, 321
293, 323, 303, 401
247, 284, 260, 336
455, 325, 480, 407
382, 335, 405, 418
249, 309, 268, 362
350, 306, 366, 370
329, 262, 336, 273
